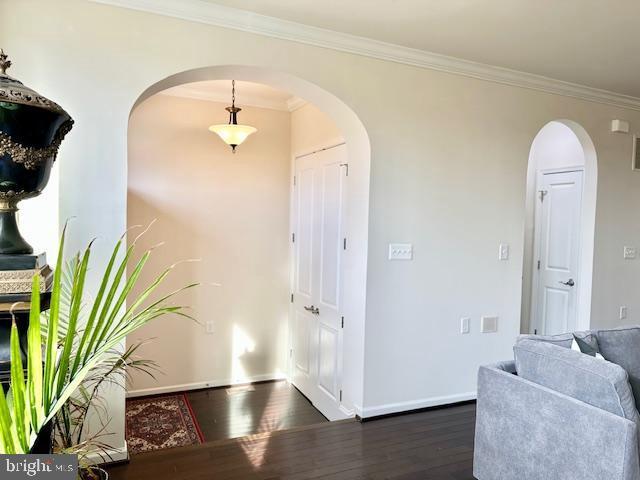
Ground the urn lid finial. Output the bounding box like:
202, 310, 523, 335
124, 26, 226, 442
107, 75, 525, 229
0, 50, 11, 75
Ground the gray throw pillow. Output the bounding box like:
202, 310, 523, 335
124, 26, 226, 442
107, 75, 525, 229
573, 333, 602, 357
596, 327, 640, 412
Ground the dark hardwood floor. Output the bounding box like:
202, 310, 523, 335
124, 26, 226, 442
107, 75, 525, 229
186, 380, 328, 442
109, 402, 476, 480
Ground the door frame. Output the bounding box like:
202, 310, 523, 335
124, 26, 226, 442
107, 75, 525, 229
530, 166, 585, 335
287, 139, 352, 419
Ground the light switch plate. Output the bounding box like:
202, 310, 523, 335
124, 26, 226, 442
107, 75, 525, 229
481, 316, 498, 333
624, 246, 637, 259
205, 321, 215, 334
389, 243, 413, 260
498, 244, 509, 261
460, 317, 470, 334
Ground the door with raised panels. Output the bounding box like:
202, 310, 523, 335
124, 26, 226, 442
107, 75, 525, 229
532, 170, 583, 335
291, 144, 347, 421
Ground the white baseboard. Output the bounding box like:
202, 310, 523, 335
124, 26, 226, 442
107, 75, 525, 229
85, 443, 129, 465
358, 391, 477, 418
126, 373, 287, 398
339, 404, 355, 417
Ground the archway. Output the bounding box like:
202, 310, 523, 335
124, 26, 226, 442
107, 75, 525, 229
522, 120, 597, 334
127, 66, 371, 419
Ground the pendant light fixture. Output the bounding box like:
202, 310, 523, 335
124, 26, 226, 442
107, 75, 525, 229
209, 80, 257, 153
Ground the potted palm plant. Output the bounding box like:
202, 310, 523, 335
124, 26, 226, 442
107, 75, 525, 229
52, 341, 160, 479
0, 225, 195, 479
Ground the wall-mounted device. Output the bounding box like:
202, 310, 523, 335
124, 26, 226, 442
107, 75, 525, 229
612, 119, 630, 133
481, 316, 498, 333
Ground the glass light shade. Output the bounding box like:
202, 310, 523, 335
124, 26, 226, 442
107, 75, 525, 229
209, 124, 257, 148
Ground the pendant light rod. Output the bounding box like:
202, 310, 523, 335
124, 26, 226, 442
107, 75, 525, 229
227, 79, 241, 125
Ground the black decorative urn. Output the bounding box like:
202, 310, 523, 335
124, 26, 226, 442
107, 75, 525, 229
0, 49, 73, 254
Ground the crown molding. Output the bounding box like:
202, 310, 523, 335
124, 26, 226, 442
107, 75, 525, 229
159, 84, 294, 111
286, 96, 307, 112
160, 84, 306, 112
91, 0, 640, 111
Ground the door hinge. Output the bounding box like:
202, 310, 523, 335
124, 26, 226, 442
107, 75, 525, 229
292, 233, 296, 243
341, 316, 344, 328
293, 175, 296, 186
343, 238, 347, 250
339, 390, 343, 402
290, 348, 293, 358
537, 260, 541, 270
534, 329, 538, 335
539, 190, 548, 202
291, 293, 294, 303
340, 163, 349, 176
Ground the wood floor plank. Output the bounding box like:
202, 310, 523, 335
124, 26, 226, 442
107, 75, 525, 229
109, 401, 476, 480
185, 380, 328, 442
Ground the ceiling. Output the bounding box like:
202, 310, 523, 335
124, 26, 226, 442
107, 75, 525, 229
204, 0, 640, 98
160, 80, 305, 111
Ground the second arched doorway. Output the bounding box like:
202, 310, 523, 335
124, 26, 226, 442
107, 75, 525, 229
522, 120, 598, 335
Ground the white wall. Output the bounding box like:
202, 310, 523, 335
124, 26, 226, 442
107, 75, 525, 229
529, 122, 586, 171
18, 166, 60, 260
291, 103, 344, 154
126, 93, 291, 395
4, 0, 640, 451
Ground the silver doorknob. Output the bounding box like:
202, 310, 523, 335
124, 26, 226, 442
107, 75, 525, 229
304, 305, 320, 315
559, 279, 575, 287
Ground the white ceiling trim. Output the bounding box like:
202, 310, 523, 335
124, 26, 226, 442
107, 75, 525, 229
286, 96, 307, 112
91, 0, 640, 111
159, 85, 293, 111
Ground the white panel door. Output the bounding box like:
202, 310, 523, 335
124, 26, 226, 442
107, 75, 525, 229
292, 163, 315, 398
291, 144, 347, 421
532, 170, 583, 335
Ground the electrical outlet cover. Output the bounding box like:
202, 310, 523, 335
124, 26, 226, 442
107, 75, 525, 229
620, 306, 628, 320
460, 317, 471, 334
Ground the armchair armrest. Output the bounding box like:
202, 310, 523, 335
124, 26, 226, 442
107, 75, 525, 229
474, 365, 640, 480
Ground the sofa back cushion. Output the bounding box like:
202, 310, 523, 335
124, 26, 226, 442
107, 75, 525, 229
596, 327, 640, 412
517, 332, 574, 348
515, 339, 640, 425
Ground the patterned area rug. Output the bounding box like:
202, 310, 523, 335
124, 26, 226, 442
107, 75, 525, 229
126, 393, 204, 454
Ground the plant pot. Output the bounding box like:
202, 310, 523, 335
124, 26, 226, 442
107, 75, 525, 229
29, 420, 53, 454
80, 467, 109, 480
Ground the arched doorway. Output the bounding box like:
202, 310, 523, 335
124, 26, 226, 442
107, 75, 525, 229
522, 120, 598, 335
127, 66, 371, 421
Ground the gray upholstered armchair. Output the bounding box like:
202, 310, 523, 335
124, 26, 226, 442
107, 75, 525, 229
474, 336, 640, 480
